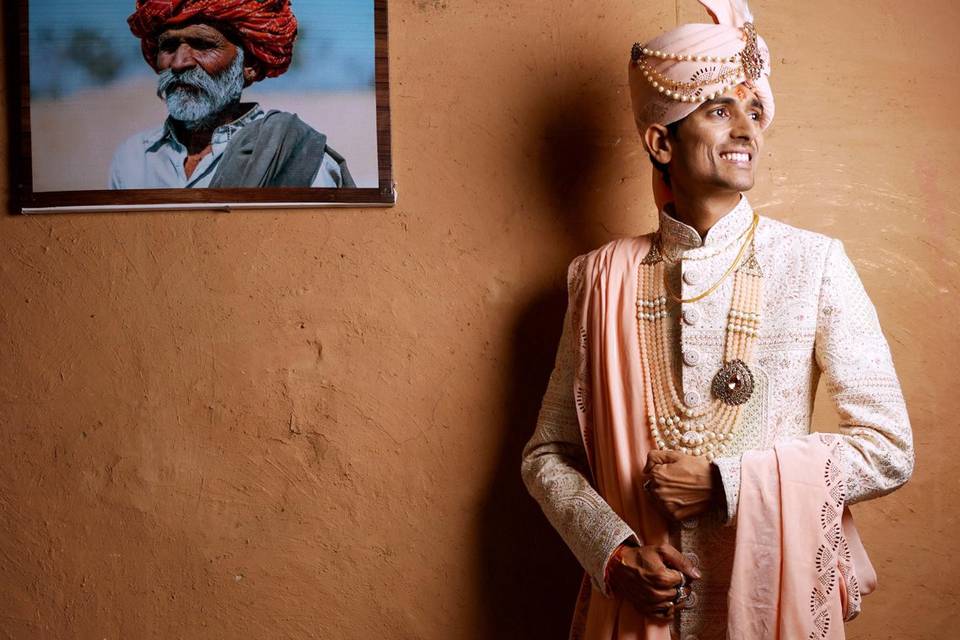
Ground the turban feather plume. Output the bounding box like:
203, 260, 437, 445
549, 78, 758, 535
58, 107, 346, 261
128, 0, 298, 81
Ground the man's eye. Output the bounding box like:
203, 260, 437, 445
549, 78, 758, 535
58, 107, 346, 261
750, 112, 761, 121
712, 108, 727, 117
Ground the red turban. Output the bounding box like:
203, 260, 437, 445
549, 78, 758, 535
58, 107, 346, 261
128, 0, 298, 81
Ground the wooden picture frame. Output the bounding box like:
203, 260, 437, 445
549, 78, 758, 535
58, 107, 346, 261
9, 0, 394, 213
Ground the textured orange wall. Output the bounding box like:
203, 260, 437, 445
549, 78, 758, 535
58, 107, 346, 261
1, 1, 956, 638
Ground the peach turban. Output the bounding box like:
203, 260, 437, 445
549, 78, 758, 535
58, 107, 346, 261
128, 0, 299, 81
628, 0, 774, 136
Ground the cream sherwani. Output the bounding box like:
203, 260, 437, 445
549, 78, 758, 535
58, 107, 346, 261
521, 196, 914, 639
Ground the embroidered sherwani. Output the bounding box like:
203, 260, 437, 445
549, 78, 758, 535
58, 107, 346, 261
521, 196, 914, 639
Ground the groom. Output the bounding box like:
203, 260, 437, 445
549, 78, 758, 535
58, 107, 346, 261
521, 1, 913, 638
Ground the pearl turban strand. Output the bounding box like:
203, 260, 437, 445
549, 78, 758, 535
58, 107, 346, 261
628, 0, 774, 137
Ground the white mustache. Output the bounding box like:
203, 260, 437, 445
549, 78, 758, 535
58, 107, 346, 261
156, 66, 222, 100
156, 50, 245, 129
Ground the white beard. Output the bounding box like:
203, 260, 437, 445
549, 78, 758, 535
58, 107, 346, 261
157, 49, 245, 130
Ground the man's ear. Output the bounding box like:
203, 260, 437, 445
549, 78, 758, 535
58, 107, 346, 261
643, 124, 673, 165
242, 59, 261, 87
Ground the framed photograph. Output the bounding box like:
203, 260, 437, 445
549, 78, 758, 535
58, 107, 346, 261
10, 0, 394, 213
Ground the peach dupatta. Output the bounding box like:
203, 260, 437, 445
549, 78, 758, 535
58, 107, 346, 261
567, 238, 875, 640
728, 435, 876, 639
568, 236, 672, 640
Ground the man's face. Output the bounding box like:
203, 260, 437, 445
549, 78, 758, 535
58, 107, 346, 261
157, 23, 239, 79
155, 23, 246, 128
667, 84, 765, 195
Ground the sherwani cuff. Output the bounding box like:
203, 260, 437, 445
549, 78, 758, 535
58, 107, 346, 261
594, 525, 639, 596
713, 456, 741, 525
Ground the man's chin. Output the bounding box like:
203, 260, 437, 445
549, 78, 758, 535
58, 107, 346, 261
173, 114, 221, 131
165, 100, 218, 130
716, 174, 755, 193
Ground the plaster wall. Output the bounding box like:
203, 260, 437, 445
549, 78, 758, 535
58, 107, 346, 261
1, 1, 957, 638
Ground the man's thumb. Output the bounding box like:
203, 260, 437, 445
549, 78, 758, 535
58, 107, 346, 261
659, 544, 702, 580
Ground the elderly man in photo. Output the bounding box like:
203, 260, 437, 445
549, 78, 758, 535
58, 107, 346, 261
521, 1, 914, 638
110, 0, 355, 189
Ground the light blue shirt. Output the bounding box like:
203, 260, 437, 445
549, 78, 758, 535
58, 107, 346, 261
108, 104, 344, 189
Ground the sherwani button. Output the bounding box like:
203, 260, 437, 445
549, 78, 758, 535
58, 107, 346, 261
683, 349, 701, 366
684, 390, 702, 407
682, 307, 700, 326
683, 269, 700, 285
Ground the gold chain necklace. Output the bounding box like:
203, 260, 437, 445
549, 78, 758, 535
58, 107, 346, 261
662, 212, 759, 304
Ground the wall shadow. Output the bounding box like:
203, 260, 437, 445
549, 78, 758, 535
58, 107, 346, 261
474, 70, 621, 638
475, 288, 578, 639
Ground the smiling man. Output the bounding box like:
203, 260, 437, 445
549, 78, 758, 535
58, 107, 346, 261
109, 0, 355, 189
522, 1, 913, 639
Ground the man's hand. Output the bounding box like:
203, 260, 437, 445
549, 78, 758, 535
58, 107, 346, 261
608, 543, 701, 620
643, 450, 720, 521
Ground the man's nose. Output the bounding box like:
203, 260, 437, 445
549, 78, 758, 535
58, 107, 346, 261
730, 111, 757, 142
170, 43, 197, 72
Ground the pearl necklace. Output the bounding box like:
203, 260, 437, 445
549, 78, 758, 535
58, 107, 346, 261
636, 231, 763, 459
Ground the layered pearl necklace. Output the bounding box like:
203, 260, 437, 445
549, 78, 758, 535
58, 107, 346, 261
636, 214, 763, 460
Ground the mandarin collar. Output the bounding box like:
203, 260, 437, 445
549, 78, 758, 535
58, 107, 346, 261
658, 195, 754, 255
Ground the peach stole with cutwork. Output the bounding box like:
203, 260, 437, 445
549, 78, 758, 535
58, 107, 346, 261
567, 237, 875, 640
728, 436, 877, 639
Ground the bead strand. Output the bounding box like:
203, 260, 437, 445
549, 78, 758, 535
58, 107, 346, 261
724, 265, 748, 362
630, 22, 765, 105
645, 259, 689, 449
638, 46, 738, 65
732, 273, 749, 360
636, 266, 665, 450
722, 278, 739, 363
638, 62, 744, 104
649, 263, 688, 442
644, 262, 669, 443
743, 273, 762, 361
644, 264, 672, 448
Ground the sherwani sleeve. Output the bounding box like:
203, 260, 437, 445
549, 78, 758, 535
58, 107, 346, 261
715, 239, 914, 522
812, 239, 914, 503
521, 302, 637, 595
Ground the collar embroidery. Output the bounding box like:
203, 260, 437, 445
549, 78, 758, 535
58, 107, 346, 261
658, 196, 755, 258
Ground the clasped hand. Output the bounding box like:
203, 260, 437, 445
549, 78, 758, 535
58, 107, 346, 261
606, 451, 720, 618
608, 543, 701, 620
642, 449, 718, 521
